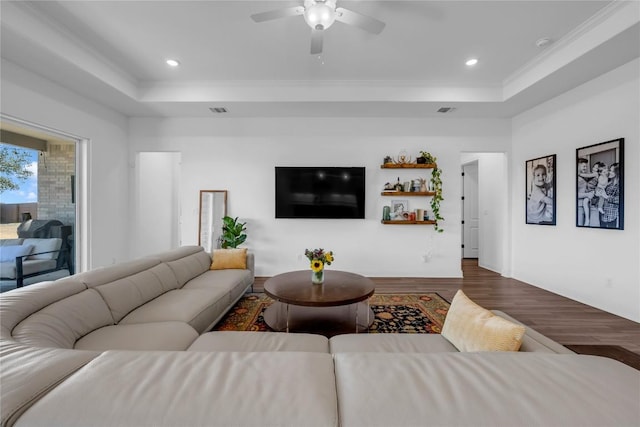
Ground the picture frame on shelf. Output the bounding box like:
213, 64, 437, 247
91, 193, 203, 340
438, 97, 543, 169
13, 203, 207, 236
391, 199, 408, 219
576, 138, 624, 230
525, 154, 556, 225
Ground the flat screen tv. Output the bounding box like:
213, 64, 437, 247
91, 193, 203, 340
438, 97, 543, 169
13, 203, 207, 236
275, 167, 365, 219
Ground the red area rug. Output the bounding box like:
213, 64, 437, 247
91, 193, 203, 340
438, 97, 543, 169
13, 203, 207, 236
213, 293, 450, 333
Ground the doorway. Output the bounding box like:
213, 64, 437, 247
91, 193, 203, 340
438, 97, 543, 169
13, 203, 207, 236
133, 152, 181, 258
0, 115, 86, 284
462, 161, 479, 259
460, 152, 509, 276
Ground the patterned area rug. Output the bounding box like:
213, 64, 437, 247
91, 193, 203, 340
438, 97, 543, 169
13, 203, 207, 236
213, 293, 450, 334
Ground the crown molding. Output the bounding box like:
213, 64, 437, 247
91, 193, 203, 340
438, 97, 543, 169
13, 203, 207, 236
503, 0, 639, 100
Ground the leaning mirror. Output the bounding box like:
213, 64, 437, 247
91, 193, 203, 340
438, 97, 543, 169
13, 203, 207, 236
198, 190, 227, 252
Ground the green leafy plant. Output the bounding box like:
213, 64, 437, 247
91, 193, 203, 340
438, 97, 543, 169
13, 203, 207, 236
420, 151, 444, 232
430, 166, 444, 232
0, 145, 34, 193
419, 151, 437, 165
221, 216, 247, 248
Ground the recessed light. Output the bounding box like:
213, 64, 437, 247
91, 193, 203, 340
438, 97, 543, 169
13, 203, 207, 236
166, 59, 180, 67
465, 58, 478, 67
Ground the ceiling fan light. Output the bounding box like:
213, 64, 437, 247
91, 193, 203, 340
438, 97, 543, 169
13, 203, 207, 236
304, 3, 336, 30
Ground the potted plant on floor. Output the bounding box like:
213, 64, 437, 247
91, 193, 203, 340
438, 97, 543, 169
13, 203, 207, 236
221, 216, 247, 248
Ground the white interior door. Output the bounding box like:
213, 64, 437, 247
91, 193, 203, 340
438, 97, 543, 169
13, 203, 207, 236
462, 162, 479, 258
134, 152, 181, 257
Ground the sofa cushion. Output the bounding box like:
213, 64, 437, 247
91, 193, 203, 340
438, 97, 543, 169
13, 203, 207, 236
329, 333, 459, 353
119, 288, 229, 333
0, 244, 34, 262
0, 278, 87, 340
89, 264, 178, 322
163, 249, 212, 287
209, 248, 247, 270
12, 289, 114, 349
0, 238, 24, 247
78, 258, 161, 288
181, 269, 253, 304
188, 331, 330, 352
148, 245, 204, 262
75, 322, 198, 351
0, 341, 99, 427
334, 352, 640, 427
23, 238, 62, 260
14, 351, 339, 427
0, 259, 58, 280
441, 290, 525, 352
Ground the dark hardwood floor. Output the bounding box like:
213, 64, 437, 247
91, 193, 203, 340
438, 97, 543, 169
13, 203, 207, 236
254, 259, 640, 354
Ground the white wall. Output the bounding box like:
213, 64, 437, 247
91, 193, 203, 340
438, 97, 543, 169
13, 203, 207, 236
129, 117, 511, 278
512, 58, 640, 322
1, 59, 131, 269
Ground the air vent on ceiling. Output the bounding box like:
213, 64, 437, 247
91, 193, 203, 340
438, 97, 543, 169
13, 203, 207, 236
437, 107, 456, 114
209, 107, 228, 114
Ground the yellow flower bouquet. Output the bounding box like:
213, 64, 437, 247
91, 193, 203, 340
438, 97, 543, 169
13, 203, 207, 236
304, 248, 334, 284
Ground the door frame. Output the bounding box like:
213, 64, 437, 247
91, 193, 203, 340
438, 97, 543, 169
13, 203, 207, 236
0, 113, 89, 272
461, 161, 479, 259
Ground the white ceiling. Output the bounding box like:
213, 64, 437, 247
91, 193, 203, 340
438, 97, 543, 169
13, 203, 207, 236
1, 1, 639, 118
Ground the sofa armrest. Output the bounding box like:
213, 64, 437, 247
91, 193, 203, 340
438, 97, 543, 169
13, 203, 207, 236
246, 252, 255, 278
15, 248, 68, 288
492, 310, 574, 354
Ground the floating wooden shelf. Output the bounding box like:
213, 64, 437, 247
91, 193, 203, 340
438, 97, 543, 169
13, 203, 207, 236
381, 163, 436, 169
381, 191, 435, 197
381, 220, 436, 225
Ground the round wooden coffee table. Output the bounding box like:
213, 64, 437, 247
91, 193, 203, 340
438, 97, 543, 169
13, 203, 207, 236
263, 270, 375, 334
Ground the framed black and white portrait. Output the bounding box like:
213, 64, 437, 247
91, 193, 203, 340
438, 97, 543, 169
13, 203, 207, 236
390, 199, 408, 219
576, 138, 624, 230
526, 154, 556, 225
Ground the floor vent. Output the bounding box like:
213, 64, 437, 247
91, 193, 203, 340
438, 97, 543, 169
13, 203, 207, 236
209, 107, 228, 113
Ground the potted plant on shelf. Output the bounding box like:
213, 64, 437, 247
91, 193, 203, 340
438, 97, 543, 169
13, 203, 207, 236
419, 151, 444, 232
419, 151, 437, 165
221, 216, 247, 248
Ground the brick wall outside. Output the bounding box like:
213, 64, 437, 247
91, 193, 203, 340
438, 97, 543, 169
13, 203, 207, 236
38, 143, 76, 226
0, 203, 38, 223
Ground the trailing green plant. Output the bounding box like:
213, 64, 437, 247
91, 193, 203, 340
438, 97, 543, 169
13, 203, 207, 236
430, 166, 444, 232
421, 151, 444, 232
221, 216, 247, 248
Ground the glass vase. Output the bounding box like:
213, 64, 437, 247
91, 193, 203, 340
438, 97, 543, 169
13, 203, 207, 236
312, 269, 324, 285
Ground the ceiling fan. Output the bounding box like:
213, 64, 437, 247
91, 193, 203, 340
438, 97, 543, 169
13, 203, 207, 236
250, 0, 385, 55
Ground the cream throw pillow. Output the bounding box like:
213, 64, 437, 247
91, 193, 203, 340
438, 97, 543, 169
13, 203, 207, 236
441, 290, 526, 352
210, 248, 247, 270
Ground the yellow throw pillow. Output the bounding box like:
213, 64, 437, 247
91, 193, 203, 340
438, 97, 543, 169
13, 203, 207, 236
210, 248, 247, 270
441, 290, 526, 352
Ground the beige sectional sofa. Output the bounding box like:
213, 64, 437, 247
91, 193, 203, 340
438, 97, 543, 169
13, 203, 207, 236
1, 246, 638, 427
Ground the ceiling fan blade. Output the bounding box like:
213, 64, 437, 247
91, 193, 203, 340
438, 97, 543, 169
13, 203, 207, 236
335, 7, 385, 34
250, 6, 304, 23
310, 28, 323, 55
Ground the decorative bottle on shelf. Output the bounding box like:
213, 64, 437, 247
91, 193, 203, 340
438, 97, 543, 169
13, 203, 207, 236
383, 206, 391, 221
394, 177, 403, 191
